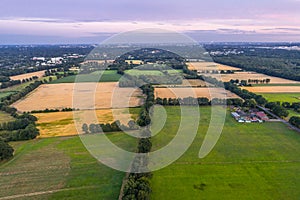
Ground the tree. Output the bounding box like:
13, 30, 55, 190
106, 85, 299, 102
89, 124, 97, 133
0, 139, 14, 161
82, 123, 89, 134
243, 99, 257, 108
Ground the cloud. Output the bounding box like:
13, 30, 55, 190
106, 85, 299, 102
0, 16, 300, 43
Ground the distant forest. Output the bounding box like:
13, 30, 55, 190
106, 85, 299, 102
206, 43, 300, 81
0, 45, 93, 76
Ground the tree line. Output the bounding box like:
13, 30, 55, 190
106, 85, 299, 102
0, 113, 39, 142
0, 76, 40, 89
181, 65, 290, 118
155, 97, 243, 107
0, 113, 40, 161
0, 81, 42, 161
81, 120, 138, 134
224, 82, 289, 118
31, 107, 76, 114
289, 116, 300, 128
213, 55, 300, 82
122, 84, 154, 200
0, 81, 42, 107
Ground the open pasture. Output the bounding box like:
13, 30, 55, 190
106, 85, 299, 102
150, 106, 300, 200
0, 134, 136, 199
50, 70, 121, 84
12, 82, 143, 112
258, 93, 300, 103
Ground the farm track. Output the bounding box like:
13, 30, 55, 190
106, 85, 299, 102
257, 105, 300, 133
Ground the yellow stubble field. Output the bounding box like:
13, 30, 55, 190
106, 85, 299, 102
187, 62, 241, 71
12, 82, 143, 112
10, 70, 46, 81
154, 87, 240, 99
241, 86, 300, 93
34, 108, 139, 138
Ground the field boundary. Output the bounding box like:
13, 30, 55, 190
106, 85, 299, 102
0, 186, 99, 200
175, 160, 300, 166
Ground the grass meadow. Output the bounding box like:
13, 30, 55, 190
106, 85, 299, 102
0, 134, 137, 199
0, 91, 15, 99
124, 69, 182, 76
1, 106, 300, 199
260, 93, 300, 103
0, 111, 14, 123
150, 106, 300, 200
50, 70, 121, 84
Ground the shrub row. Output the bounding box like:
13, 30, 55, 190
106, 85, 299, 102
122, 85, 154, 200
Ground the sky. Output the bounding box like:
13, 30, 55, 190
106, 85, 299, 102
0, 0, 300, 44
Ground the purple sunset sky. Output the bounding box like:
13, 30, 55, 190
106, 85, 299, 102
0, 0, 300, 44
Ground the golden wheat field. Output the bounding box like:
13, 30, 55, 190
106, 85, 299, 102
34, 108, 139, 137
187, 62, 241, 71
12, 82, 143, 112
10, 70, 46, 81
241, 86, 300, 93
154, 87, 240, 99
219, 72, 300, 84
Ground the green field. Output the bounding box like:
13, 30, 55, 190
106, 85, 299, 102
0, 91, 15, 99
0, 111, 14, 123
150, 106, 300, 200
259, 93, 300, 103
0, 134, 137, 199
51, 71, 121, 84
287, 109, 300, 120
125, 69, 182, 76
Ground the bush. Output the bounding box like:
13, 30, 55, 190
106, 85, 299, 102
0, 139, 14, 161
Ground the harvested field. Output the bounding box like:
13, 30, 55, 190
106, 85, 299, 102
181, 79, 210, 87
219, 72, 300, 84
154, 87, 240, 99
188, 62, 241, 71
10, 70, 46, 81
241, 86, 300, 93
155, 79, 210, 88
13, 82, 144, 112
188, 62, 299, 85
34, 108, 140, 137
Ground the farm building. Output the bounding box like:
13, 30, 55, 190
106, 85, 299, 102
231, 109, 264, 123
255, 112, 269, 121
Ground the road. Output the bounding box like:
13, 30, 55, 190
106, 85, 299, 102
257, 105, 300, 133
